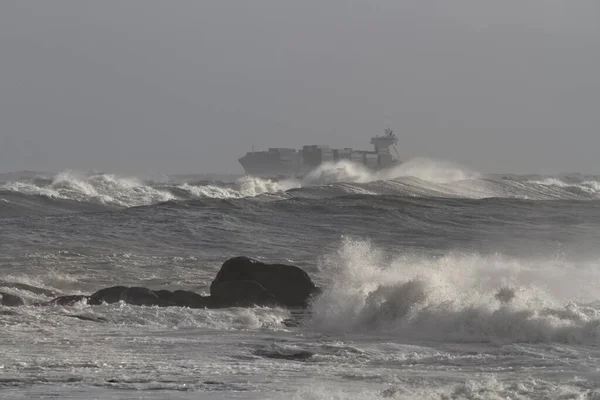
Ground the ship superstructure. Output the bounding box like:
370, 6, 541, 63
238, 129, 401, 178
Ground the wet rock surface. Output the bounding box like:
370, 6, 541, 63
26, 257, 321, 316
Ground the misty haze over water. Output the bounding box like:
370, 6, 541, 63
2, 1, 600, 399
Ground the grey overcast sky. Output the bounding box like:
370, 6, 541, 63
0, 1, 598, 175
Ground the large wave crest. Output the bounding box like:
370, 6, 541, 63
3, 159, 600, 208
307, 237, 600, 344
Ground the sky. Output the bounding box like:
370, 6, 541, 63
0, 1, 598, 175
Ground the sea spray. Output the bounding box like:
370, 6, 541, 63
530, 177, 600, 196
380, 157, 481, 183
302, 160, 376, 185
1, 170, 175, 207
0, 171, 300, 205
308, 237, 600, 344
178, 175, 300, 199
301, 157, 478, 186
3, 162, 600, 209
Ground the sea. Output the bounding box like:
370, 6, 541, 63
2, 158, 600, 399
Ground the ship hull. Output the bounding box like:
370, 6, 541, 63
238, 154, 312, 178
239, 156, 399, 179
239, 130, 401, 178
238, 161, 311, 178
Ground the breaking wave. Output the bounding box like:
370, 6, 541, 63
1, 171, 175, 208
175, 176, 299, 200
0, 171, 298, 209
301, 157, 479, 186
308, 237, 600, 344
2, 160, 600, 216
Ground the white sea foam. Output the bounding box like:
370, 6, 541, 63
1, 170, 175, 207
308, 237, 600, 344
0, 171, 301, 205
301, 157, 479, 186
179, 176, 300, 199
3, 164, 600, 207
290, 377, 600, 400
381, 157, 481, 183
530, 177, 600, 196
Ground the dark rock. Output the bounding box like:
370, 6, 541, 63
154, 289, 174, 300
119, 287, 178, 307
253, 348, 314, 361
211, 257, 320, 308
282, 318, 300, 328
210, 280, 277, 308
0, 291, 25, 307
60, 286, 210, 308
381, 388, 400, 398
362, 281, 427, 323
170, 290, 211, 308
495, 286, 516, 303
46, 295, 90, 306
28, 256, 321, 311
89, 286, 128, 305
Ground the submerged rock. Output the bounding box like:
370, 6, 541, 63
210, 256, 320, 308
119, 287, 178, 307
170, 290, 211, 308
154, 289, 174, 301
210, 280, 277, 308
0, 291, 25, 307
45, 295, 90, 306
89, 286, 128, 305
0, 280, 56, 297
253, 348, 314, 361
495, 286, 516, 303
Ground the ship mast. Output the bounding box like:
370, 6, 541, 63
386, 128, 401, 161
370, 128, 400, 162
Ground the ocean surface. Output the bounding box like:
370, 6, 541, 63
2, 158, 600, 399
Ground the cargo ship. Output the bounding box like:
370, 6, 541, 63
238, 128, 401, 178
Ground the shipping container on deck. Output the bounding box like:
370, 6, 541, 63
364, 153, 379, 168
302, 145, 334, 167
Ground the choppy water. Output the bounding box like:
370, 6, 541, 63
2, 159, 600, 399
